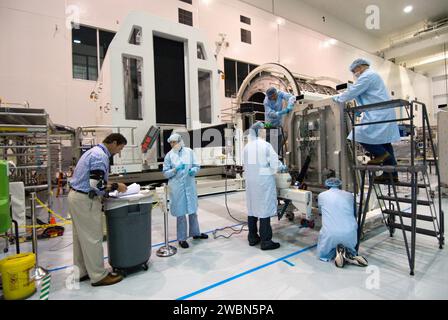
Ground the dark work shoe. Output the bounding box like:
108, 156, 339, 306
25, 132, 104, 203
193, 233, 209, 240
179, 241, 189, 249
367, 152, 391, 165
79, 274, 90, 282
91, 273, 123, 287
248, 236, 261, 246
261, 240, 280, 250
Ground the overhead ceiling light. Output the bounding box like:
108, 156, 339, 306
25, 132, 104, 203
276, 17, 285, 26
403, 5, 413, 14
73, 39, 81, 44
408, 53, 447, 68
320, 38, 338, 48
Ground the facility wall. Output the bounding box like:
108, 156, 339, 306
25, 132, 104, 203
423, 63, 448, 118
0, 0, 435, 128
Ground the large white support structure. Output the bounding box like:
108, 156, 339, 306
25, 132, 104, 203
90, 11, 221, 173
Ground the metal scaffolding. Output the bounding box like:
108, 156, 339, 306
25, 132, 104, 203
0, 106, 53, 224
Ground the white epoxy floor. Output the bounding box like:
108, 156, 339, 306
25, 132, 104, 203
1, 185, 448, 300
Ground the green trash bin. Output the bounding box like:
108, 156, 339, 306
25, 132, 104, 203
0, 160, 11, 234
104, 191, 153, 276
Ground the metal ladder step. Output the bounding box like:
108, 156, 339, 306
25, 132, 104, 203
374, 181, 429, 189
383, 209, 435, 222
376, 195, 432, 206
388, 223, 439, 237
354, 164, 427, 172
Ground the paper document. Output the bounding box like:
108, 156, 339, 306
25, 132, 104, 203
109, 183, 141, 198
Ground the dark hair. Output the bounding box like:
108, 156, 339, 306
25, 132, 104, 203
103, 133, 127, 145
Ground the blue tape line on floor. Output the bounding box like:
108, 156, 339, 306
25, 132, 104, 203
283, 260, 295, 267
46, 222, 246, 273
176, 244, 317, 300
47, 265, 70, 273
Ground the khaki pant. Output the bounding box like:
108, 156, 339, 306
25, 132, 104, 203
68, 191, 108, 283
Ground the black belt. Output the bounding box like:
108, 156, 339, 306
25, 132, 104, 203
70, 188, 89, 195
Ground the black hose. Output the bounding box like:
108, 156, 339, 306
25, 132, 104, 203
224, 167, 247, 224
213, 166, 248, 239
297, 155, 311, 183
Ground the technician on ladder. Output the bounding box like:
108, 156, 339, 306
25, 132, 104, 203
333, 58, 401, 183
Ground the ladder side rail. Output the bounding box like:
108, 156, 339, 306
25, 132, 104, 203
422, 171, 440, 238
388, 172, 414, 273
415, 100, 444, 246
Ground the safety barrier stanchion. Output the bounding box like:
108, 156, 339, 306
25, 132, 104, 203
30, 192, 49, 280
156, 184, 177, 257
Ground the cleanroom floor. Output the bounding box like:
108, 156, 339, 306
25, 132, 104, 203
1, 182, 448, 300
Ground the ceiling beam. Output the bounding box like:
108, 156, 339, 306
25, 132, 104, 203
406, 52, 448, 68
380, 27, 448, 60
